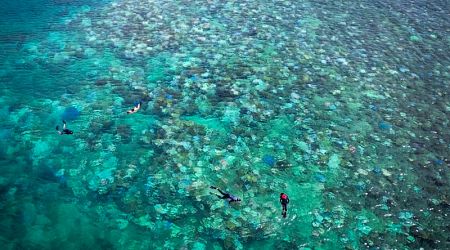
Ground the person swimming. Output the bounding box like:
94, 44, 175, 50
56, 120, 73, 135
127, 101, 141, 114
210, 186, 241, 203
280, 193, 290, 218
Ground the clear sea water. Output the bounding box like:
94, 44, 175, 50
1, 0, 449, 249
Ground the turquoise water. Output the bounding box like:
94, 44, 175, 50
1, 0, 449, 249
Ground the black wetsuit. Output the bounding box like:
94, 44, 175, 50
211, 186, 241, 203
59, 128, 73, 135
280, 194, 289, 217
56, 121, 73, 135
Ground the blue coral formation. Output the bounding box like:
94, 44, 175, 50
262, 155, 275, 167
61, 107, 80, 121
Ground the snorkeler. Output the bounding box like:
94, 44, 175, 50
210, 186, 241, 203
56, 120, 73, 135
127, 101, 141, 114
280, 193, 289, 218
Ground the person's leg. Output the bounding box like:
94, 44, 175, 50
216, 188, 227, 196
217, 194, 227, 199
210, 191, 226, 200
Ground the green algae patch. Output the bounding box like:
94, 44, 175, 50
349, 120, 373, 137
266, 116, 295, 139
346, 101, 363, 112
287, 182, 324, 240
328, 154, 341, 170
362, 90, 386, 100
348, 209, 385, 246
300, 17, 322, 30
146, 53, 177, 84
23, 203, 98, 248
409, 35, 422, 42
181, 115, 228, 134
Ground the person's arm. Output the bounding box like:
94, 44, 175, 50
287, 198, 290, 203
134, 102, 141, 110
210, 191, 224, 199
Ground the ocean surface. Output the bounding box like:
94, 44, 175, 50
0, 0, 449, 249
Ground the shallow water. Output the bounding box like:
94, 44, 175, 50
0, 0, 449, 249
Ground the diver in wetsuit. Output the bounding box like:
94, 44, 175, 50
280, 193, 289, 218
210, 186, 241, 203
127, 101, 141, 114
56, 120, 73, 135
